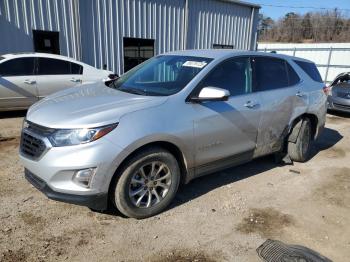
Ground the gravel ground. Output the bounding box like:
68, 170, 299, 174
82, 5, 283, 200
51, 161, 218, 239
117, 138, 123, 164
0, 110, 349, 262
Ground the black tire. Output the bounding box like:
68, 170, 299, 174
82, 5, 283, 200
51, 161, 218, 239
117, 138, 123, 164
112, 147, 180, 219
288, 118, 312, 162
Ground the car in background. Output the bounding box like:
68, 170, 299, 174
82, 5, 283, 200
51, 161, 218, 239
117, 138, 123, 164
327, 72, 350, 113
20, 50, 327, 218
0, 53, 113, 111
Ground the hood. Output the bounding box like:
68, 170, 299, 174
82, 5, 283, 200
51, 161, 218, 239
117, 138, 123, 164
27, 82, 168, 128
330, 72, 350, 87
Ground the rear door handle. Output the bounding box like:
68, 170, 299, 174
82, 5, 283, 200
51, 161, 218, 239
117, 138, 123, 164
244, 101, 259, 109
24, 79, 36, 84
70, 78, 81, 83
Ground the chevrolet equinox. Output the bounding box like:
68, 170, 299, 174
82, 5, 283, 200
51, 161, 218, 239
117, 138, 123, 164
20, 50, 327, 218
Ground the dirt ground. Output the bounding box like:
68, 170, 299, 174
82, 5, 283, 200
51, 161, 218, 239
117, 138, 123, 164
0, 110, 349, 262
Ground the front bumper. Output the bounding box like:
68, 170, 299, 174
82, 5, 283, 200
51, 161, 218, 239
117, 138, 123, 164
25, 168, 108, 210
19, 124, 128, 211
328, 96, 350, 113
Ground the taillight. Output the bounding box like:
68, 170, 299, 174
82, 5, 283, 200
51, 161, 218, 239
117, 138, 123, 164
323, 86, 330, 95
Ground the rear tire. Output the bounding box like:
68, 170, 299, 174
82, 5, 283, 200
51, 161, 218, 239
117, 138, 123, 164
112, 147, 180, 219
288, 118, 312, 162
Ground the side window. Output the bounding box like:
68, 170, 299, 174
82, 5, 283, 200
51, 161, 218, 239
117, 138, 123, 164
199, 57, 251, 97
253, 57, 288, 92
294, 60, 323, 83
286, 62, 300, 86
37, 58, 71, 75
0, 57, 35, 76
71, 62, 83, 74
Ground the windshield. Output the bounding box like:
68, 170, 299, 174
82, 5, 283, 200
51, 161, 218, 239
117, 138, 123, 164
111, 55, 213, 96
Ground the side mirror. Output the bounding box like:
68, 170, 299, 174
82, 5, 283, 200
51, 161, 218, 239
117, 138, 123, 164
191, 87, 230, 102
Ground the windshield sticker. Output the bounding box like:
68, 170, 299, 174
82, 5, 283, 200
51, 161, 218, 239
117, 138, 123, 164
183, 61, 208, 68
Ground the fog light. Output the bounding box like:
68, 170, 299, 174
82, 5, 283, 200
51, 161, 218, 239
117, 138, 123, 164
73, 168, 97, 188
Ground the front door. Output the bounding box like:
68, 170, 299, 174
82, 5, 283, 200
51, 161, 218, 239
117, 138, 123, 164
0, 57, 38, 110
36, 57, 82, 99
192, 57, 262, 175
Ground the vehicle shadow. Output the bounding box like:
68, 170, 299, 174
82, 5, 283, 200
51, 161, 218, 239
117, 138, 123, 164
0, 110, 27, 119
327, 110, 350, 118
309, 127, 343, 159
171, 126, 342, 210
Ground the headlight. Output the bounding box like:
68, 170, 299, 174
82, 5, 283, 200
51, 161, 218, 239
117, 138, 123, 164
49, 123, 118, 147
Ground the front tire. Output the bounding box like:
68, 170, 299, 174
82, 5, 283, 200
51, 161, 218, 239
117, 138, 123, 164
288, 118, 312, 162
112, 147, 180, 219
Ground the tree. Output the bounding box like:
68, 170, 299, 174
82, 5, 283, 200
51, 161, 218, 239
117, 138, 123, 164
258, 10, 350, 43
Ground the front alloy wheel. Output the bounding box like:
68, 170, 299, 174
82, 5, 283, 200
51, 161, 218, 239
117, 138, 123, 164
113, 147, 180, 219
129, 162, 172, 208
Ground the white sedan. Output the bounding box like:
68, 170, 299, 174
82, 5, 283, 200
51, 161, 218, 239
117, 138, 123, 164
0, 53, 113, 111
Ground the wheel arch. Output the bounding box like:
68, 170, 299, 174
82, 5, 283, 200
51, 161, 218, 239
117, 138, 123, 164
288, 113, 318, 143
108, 140, 191, 200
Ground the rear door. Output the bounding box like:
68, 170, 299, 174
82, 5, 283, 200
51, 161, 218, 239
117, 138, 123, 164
0, 57, 38, 110
252, 56, 301, 156
36, 57, 83, 99
193, 57, 262, 175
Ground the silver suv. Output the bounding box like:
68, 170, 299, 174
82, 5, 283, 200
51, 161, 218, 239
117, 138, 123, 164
20, 50, 327, 218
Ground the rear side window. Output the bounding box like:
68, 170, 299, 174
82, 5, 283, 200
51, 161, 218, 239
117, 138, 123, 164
37, 58, 83, 75
198, 57, 251, 97
0, 57, 35, 76
71, 63, 83, 74
286, 63, 301, 86
253, 57, 288, 91
294, 60, 322, 83
38, 58, 70, 75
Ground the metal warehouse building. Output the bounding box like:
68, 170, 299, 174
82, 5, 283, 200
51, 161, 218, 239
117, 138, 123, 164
0, 0, 260, 75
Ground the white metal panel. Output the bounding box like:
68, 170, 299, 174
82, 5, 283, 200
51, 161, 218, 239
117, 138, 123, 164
258, 43, 350, 83
0, 0, 80, 59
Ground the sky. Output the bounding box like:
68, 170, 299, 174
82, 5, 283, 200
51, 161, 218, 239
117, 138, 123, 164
251, 0, 350, 19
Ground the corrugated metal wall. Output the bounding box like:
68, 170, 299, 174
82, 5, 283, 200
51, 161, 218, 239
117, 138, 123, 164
0, 0, 258, 75
0, 0, 81, 59
80, 0, 257, 75
79, 0, 187, 74
187, 0, 257, 50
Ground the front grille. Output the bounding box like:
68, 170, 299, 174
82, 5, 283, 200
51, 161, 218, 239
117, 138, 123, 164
26, 121, 55, 136
20, 121, 54, 160
20, 132, 47, 159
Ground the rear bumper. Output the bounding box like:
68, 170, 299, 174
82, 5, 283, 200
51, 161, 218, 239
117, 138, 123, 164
25, 169, 108, 210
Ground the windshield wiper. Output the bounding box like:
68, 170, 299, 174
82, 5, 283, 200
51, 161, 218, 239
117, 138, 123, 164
118, 87, 147, 95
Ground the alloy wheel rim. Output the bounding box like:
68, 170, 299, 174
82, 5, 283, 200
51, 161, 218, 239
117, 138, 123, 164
129, 161, 172, 208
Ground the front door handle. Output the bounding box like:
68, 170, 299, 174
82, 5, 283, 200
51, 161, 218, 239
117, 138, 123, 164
24, 79, 36, 84
296, 91, 304, 97
244, 101, 259, 109
70, 78, 81, 83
